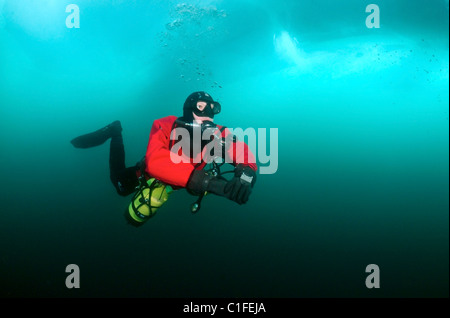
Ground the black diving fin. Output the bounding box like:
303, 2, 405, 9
70, 120, 122, 149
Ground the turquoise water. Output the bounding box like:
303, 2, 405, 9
0, 0, 448, 298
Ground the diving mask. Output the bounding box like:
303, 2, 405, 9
194, 100, 221, 119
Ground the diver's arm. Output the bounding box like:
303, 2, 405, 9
219, 128, 257, 204
145, 117, 194, 188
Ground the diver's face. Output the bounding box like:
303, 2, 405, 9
193, 112, 213, 123
193, 101, 214, 123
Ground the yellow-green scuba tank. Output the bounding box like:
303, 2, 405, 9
126, 177, 173, 226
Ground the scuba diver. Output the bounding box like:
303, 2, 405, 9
70, 91, 258, 227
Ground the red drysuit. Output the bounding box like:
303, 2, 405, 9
145, 115, 257, 188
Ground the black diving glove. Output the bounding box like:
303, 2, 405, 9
224, 164, 257, 205
186, 169, 227, 197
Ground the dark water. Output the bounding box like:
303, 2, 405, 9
0, 0, 448, 298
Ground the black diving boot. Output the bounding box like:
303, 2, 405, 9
71, 120, 122, 149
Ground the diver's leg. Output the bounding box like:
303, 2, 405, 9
109, 134, 139, 196
71, 120, 138, 195
112, 167, 139, 196
109, 133, 125, 181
